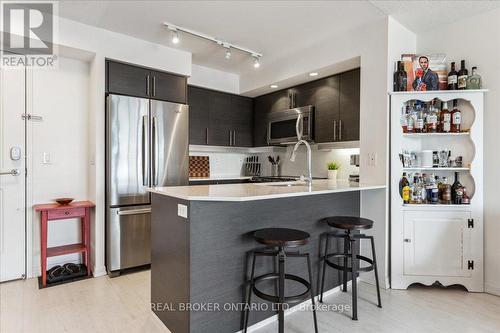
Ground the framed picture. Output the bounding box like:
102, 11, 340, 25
401, 54, 447, 91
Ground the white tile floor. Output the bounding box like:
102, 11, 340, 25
1, 270, 499, 333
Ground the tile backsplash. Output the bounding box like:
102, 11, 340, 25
189, 156, 210, 177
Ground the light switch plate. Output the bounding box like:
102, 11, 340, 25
43, 152, 52, 164
177, 204, 188, 218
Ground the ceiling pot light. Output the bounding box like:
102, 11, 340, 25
309, 72, 319, 77
225, 47, 231, 59
171, 29, 180, 44
270, 84, 278, 88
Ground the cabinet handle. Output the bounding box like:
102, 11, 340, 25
153, 76, 156, 97
339, 120, 342, 141
229, 130, 232, 146
233, 130, 236, 146
206, 128, 208, 145
333, 120, 337, 141
146, 75, 150, 96
404, 238, 412, 243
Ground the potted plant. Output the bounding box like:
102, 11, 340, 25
327, 162, 339, 179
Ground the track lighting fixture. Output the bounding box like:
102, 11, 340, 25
164, 22, 263, 68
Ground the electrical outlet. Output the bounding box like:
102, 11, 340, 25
177, 204, 188, 219
368, 153, 377, 166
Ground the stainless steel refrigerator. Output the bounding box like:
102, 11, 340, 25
106, 94, 188, 276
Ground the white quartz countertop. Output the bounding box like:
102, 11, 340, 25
147, 180, 386, 202
189, 176, 252, 182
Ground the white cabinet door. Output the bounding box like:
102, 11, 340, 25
403, 210, 471, 277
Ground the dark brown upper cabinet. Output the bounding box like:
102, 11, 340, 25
106, 60, 187, 104
338, 68, 360, 142
187, 86, 254, 147
253, 68, 360, 146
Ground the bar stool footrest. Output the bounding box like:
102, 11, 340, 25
324, 253, 375, 272
252, 273, 311, 304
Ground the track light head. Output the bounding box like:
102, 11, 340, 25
224, 47, 231, 59
253, 55, 260, 68
171, 29, 180, 44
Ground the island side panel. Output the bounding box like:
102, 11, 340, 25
151, 193, 191, 333
189, 191, 360, 333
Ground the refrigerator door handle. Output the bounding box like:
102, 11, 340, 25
117, 208, 151, 216
142, 115, 147, 186
152, 116, 158, 186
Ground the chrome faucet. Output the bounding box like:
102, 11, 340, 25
289, 139, 312, 186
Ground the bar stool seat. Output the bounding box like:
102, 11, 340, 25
323, 216, 373, 230
254, 228, 310, 247
243, 228, 318, 333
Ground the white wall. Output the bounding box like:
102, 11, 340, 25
418, 7, 500, 296
28, 57, 90, 271
189, 64, 240, 94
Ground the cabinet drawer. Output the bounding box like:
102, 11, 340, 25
48, 208, 86, 220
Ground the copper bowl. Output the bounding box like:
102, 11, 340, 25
54, 198, 74, 205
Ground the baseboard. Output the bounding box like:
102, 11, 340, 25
236, 279, 356, 333
485, 283, 500, 297
92, 265, 107, 278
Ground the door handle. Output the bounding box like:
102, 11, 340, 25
0, 169, 20, 176
295, 114, 303, 140
117, 208, 151, 216
141, 115, 147, 186
333, 120, 337, 141
152, 116, 158, 186
146, 75, 150, 96
339, 120, 342, 141
153, 76, 156, 97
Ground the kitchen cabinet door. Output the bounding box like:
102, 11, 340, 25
107, 61, 151, 98
338, 68, 360, 142
231, 95, 254, 147
151, 70, 187, 104
253, 94, 272, 147
208, 91, 232, 146
187, 86, 210, 145
403, 210, 472, 277
312, 76, 340, 143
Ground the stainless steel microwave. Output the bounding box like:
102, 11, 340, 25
267, 105, 314, 145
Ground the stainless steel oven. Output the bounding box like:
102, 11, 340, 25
267, 105, 314, 145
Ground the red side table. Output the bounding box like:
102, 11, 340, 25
34, 200, 95, 287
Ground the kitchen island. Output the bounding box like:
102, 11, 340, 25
148, 180, 385, 333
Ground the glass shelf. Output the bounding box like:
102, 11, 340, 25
402, 167, 470, 171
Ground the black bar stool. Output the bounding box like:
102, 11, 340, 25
319, 216, 381, 320
243, 228, 318, 333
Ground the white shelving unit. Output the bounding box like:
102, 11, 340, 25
390, 90, 485, 292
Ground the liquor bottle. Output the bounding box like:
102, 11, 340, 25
462, 187, 471, 204
400, 173, 411, 204
425, 100, 438, 133
401, 106, 409, 133
440, 101, 451, 133
420, 174, 427, 202
430, 174, 439, 204
458, 60, 468, 90
451, 172, 463, 203
414, 102, 424, 133
447, 61, 458, 90
393, 61, 408, 91
441, 176, 452, 204
466, 66, 482, 90
412, 176, 422, 204
451, 100, 462, 132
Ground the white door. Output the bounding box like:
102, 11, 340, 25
0, 64, 26, 282
403, 210, 471, 277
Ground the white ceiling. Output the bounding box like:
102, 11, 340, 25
55, 1, 500, 76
